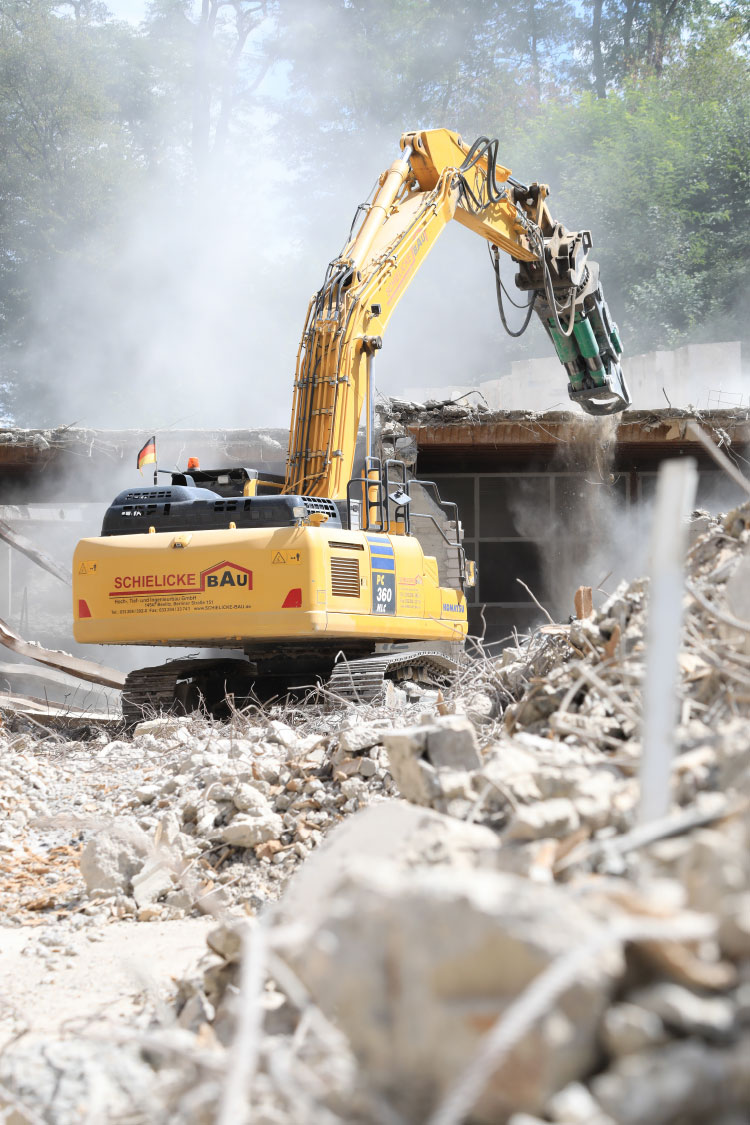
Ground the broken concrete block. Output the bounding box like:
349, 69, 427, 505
339, 724, 385, 756
278, 801, 504, 930
423, 715, 482, 770
546, 1081, 614, 1124
207, 922, 245, 964
601, 1002, 667, 1057
592, 1037, 750, 1125
155, 810, 182, 847
382, 716, 482, 806
732, 981, 750, 1023
135, 786, 157, 805
232, 783, 270, 812
505, 798, 580, 842
481, 744, 543, 805
79, 817, 150, 897
382, 715, 481, 771
718, 893, 750, 960
280, 861, 623, 1123
465, 691, 495, 723
628, 982, 736, 1040
332, 756, 362, 779
164, 888, 193, 912
220, 811, 283, 848
136, 904, 163, 922
380, 731, 443, 805
132, 717, 189, 739
265, 720, 298, 752
178, 990, 215, 1032
131, 861, 174, 908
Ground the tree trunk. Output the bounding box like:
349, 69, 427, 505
591, 0, 606, 98
528, 0, 541, 103
192, 0, 213, 175
650, 0, 683, 75
622, 0, 640, 64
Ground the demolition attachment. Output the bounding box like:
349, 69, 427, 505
479, 161, 631, 417
542, 272, 631, 417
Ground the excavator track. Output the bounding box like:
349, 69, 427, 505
122, 665, 180, 727
121, 657, 250, 727
122, 649, 463, 725
327, 650, 462, 703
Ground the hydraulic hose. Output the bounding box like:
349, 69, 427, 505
490, 246, 536, 338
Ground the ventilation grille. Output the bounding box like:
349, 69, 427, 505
124, 490, 172, 502
303, 496, 339, 517
328, 540, 364, 551
330, 556, 360, 597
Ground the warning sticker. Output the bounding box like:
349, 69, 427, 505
79, 561, 98, 575
272, 550, 302, 565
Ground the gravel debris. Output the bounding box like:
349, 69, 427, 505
2, 501, 750, 1122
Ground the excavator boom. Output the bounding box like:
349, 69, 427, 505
285, 128, 629, 498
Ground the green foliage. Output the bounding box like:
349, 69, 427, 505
0, 0, 747, 422
273, 0, 583, 158
144, 0, 270, 172
509, 24, 750, 352
0, 0, 158, 414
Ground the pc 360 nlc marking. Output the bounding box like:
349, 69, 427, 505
73, 128, 628, 723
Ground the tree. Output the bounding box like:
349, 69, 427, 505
581, 0, 748, 96
272, 0, 581, 167
144, 0, 272, 175
0, 0, 156, 418
509, 22, 750, 354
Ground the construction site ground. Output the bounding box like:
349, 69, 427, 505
2, 500, 750, 1123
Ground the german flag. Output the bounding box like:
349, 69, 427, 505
137, 436, 156, 474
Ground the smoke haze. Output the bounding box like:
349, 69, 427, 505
3, 0, 747, 434
14, 145, 529, 432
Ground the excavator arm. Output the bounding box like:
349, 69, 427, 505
285, 128, 630, 499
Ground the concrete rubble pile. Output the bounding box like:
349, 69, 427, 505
2, 503, 750, 1123
75, 707, 412, 921
1, 698, 429, 925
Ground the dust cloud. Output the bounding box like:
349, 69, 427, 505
14, 159, 297, 431
10, 117, 530, 432
508, 417, 645, 620
511, 415, 748, 624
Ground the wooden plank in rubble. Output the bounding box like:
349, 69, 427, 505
0, 616, 126, 690
0, 516, 72, 585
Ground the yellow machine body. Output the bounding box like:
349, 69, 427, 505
73, 526, 466, 648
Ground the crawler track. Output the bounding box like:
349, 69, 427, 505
122, 647, 463, 725
121, 657, 247, 727
327, 650, 461, 703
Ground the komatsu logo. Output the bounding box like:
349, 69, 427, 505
204, 561, 252, 589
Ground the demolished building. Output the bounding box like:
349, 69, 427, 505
392, 403, 750, 640
0, 402, 749, 653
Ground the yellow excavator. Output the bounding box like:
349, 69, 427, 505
73, 129, 629, 721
